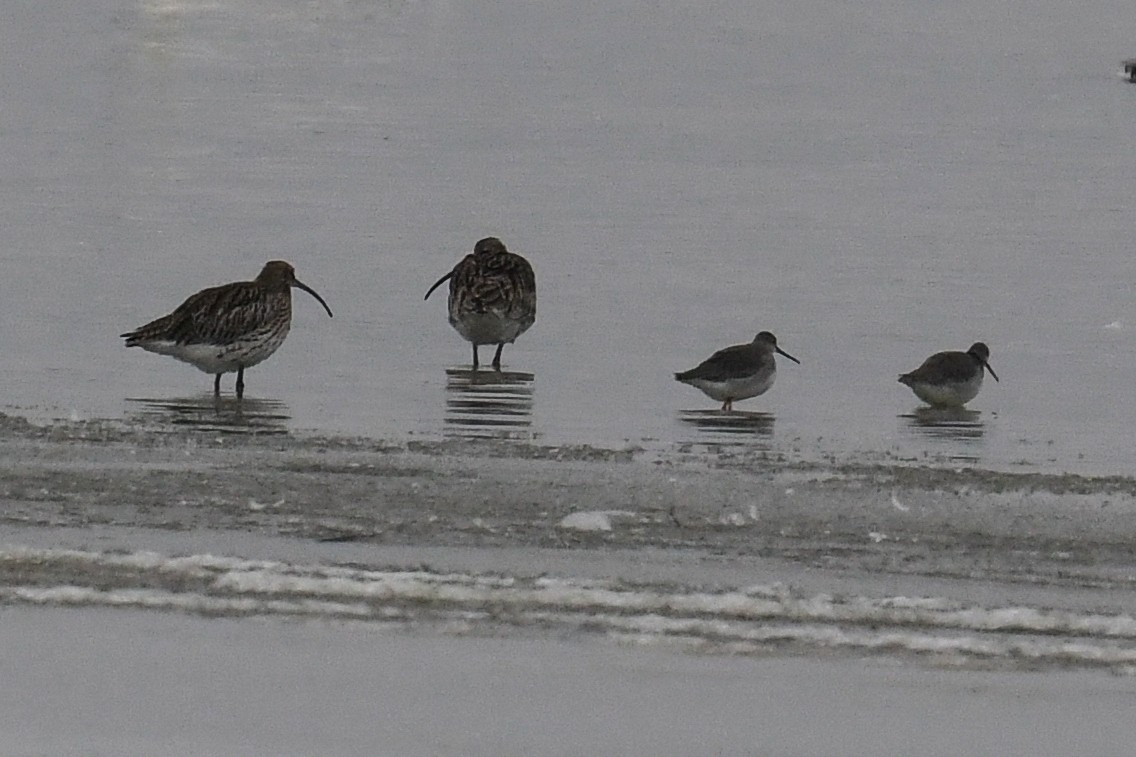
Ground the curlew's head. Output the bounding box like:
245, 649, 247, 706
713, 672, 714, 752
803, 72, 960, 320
473, 237, 508, 256
754, 331, 801, 365
425, 238, 511, 301
966, 342, 997, 381
257, 261, 334, 317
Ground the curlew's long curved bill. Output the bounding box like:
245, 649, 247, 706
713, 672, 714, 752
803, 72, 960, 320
293, 279, 334, 317
982, 360, 999, 382
424, 271, 453, 301
775, 346, 801, 365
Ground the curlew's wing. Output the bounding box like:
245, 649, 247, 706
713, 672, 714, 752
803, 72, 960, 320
122, 281, 278, 346
452, 251, 536, 321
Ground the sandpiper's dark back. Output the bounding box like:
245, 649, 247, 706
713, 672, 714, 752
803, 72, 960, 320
675, 331, 800, 412
899, 342, 997, 386
425, 237, 536, 369
898, 342, 997, 407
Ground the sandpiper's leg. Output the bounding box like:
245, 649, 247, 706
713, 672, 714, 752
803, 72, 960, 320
472, 344, 480, 369
721, 399, 733, 412
213, 374, 222, 396
236, 367, 245, 399
492, 344, 504, 371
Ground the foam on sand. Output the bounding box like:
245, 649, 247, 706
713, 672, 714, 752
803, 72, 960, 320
4, 544, 1136, 672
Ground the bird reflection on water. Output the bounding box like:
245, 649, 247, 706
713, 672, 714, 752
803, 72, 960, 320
900, 406, 987, 462
444, 368, 534, 439
125, 395, 290, 435
677, 409, 775, 451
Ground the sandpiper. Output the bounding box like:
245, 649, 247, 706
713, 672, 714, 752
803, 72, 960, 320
1123, 58, 1136, 82
425, 237, 536, 370
122, 260, 333, 399
675, 331, 800, 411
898, 342, 998, 407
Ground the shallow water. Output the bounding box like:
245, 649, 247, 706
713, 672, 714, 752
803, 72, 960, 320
2, 0, 1136, 474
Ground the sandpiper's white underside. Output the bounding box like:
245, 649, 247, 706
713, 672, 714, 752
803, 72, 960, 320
452, 311, 528, 346
135, 327, 290, 375
905, 374, 983, 407
679, 371, 776, 404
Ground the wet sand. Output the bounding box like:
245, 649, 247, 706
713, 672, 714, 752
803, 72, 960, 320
4, 605, 1135, 757
3, 412, 1136, 588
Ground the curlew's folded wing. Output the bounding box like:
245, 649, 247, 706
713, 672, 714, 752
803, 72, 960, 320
452, 252, 536, 319
122, 281, 278, 346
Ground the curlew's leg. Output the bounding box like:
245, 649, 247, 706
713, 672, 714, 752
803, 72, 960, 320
213, 374, 222, 396
472, 344, 480, 369
492, 344, 504, 371
236, 367, 245, 400
721, 399, 733, 412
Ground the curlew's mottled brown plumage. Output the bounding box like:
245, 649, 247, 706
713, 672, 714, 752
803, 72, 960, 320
122, 260, 333, 398
675, 331, 800, 412
898, 342, 998, 407
425, 237, 536, 369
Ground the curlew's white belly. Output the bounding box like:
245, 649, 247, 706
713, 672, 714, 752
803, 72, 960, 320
136, 324, 290, 375
451, 311, 528, 346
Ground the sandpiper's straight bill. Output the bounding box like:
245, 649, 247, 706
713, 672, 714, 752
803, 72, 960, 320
675, 331, 800, 412
121, 261, 333, 399
425, 237, 536, 370
898, 342, 998, 408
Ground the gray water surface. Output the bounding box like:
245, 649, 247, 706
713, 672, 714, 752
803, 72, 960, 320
3, 0, 1136, 473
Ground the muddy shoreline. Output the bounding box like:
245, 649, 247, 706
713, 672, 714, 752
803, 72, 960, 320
3, 412, 1136, 590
